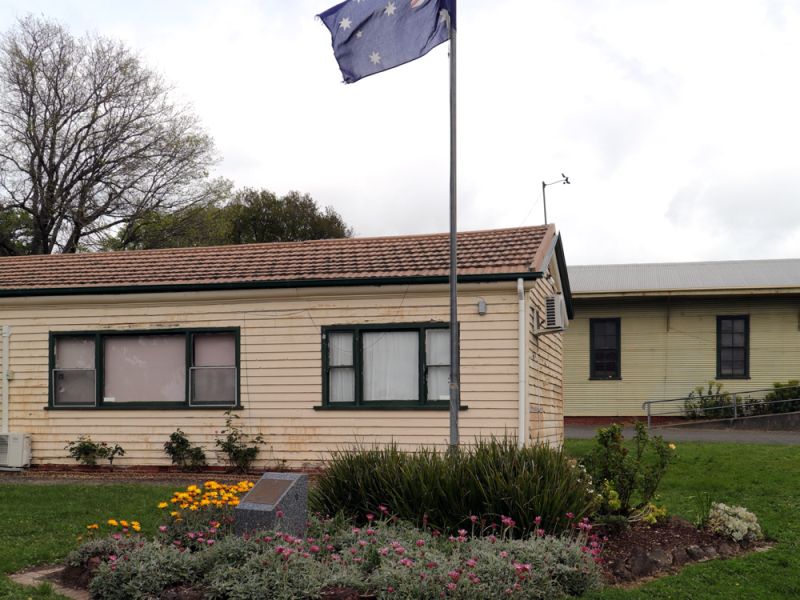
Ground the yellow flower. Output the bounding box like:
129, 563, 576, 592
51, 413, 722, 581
189, 505, 199, 511
170, 511, 180, 518
107, 519, 118, 527
86, 524, 99, 530
132, 522, 141, 532
119, 520, 129, 528
158, 502, 169, 509
668, 443, 677, 450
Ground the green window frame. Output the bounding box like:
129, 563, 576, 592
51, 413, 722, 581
589, 318, 621, 380
716, 315, 749, 379
48, 328, 240, 410
321, 323, 452, 409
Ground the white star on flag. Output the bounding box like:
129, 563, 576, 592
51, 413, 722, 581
384, 2, 396, 16
369, 51, 381, 64
339, 17, 352, 30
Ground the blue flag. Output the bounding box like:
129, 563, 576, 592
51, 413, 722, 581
318, 0, 456, 84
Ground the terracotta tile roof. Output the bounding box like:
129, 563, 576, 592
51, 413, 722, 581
0, 225, 554, 293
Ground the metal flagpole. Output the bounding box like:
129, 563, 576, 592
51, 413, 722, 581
448, 12, 460, 448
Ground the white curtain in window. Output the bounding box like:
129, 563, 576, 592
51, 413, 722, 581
363, 331, 418, 401
328, 332, 353, 366
329, 368, 355, 403
425, 329, 450, 365
104, 335, 185, 403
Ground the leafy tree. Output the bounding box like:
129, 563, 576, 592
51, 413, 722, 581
108, 188, 352, 250
227, 189, 352, 244
0, 16, 216, 254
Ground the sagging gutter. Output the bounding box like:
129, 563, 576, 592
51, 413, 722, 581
517, 279, 527, 448
2, 325, 10, 434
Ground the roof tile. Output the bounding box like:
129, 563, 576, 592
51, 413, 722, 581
0, 225, 553, 292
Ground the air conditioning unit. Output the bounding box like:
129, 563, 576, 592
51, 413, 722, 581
543, 294, 569, 331
0, 433, 31, 469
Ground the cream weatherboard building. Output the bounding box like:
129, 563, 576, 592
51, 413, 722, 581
0, 225, 573, 469
563, 259, 800, 420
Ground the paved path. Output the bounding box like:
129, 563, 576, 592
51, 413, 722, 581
566, 425, 800, 445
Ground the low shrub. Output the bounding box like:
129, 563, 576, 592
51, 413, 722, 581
310, 438, 599, 537
582, 422, 675, 517
164, 428, 207, 471
65, 435, 125, 468
215, 411, 265, 472
83, 515, 602, 600
760, 380, 800, 414
707, 502, 763, 543
684, 381, 735, 419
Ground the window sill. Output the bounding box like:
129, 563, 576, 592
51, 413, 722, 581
715, 376, 750, 380
589, 377, 622, 381
314, 404, 469, 411
46, 404, 243, 411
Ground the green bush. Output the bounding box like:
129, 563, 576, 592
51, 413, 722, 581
163, 428, 207, 471
684, 381, 735, 419
65, 435, 125, 468
310, 438, 599, 537
582, 422, 675, 517
84, 515, 602, 600
214, 411, 265, 473
761, 380, 800, 414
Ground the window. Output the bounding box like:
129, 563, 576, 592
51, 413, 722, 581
50, 329, 239, 408
590, 318, 621, 380
322, 323, 450, 407
717, 316, 749, 379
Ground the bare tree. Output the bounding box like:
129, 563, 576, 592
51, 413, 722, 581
0, 16, 216, 254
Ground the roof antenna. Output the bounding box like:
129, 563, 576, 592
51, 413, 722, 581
541, 173, 571, 225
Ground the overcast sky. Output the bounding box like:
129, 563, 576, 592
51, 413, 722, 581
2, 0, 799, 265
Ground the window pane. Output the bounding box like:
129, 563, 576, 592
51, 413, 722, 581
363, 331, 418, 401
427, 366, 450, 401
194, 333, 235, 367
104, 335, 185, 403
720, 319, 733, 333
53, 370, 95, 406
328, 332, 354, 367
426, 329, 450, 366
732, 333, 745, 348
329, 368, 355, 403
55, 337, 95, 369
191, 367, 236, 405
733, 319, 745, 333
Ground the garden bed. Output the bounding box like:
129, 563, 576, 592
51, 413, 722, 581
599, 515, 769, 584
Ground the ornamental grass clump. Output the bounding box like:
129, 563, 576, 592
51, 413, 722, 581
707, 502, 763, 544
310, 438, 599, 537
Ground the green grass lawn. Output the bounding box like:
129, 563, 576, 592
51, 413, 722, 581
1, 442, 799, 599
565, 440, 800, 600
0, 483, 174, 599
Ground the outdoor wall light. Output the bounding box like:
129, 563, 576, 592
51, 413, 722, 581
477, 298, 487, 316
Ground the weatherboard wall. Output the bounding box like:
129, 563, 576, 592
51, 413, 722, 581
1, 281, 561, 468
564, 295, 800, 417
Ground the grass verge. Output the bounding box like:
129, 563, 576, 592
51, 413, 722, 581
565, 440, 800, 600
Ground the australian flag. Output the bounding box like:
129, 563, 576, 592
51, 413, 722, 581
319, 0, 456, 83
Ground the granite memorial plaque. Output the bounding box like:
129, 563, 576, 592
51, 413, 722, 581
234, 472, 308, 536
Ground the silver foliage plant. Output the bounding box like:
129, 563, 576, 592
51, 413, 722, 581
707, 502, 763, 543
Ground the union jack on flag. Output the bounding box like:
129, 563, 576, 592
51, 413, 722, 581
318, 0, 456, 83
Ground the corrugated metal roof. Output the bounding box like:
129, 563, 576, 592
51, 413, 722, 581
569, 258, 800, 294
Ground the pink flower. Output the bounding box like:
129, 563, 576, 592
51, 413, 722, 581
499, 551, 508, 558
276, 510, 284, 518
310, 545, 320, 553
378, 505, 389, 515
536, 528, 545, 537
158, 525, 168, 533
112, 533, 121, 541
379, 547, 389, 556
387, 587, 395, 593
206, 539, 215, 546
465, 558, 477, 568
534, 516, 542, 526
108, 554, 118, 562
501, 515, 516, 528
352, 527, 361, 535
366, 513, 375, 522
448, 570, 461, 582
447, 583, 457, 591
469, 515, 478, 524
416, 539, 425, 547
275, 546, 286, 555
399, 558, 414, 567
566, 512, 575, 520
366, 529, 376, 536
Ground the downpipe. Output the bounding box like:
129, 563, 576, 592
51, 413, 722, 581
2, 325, 11, 434
517, 279, 527, 448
